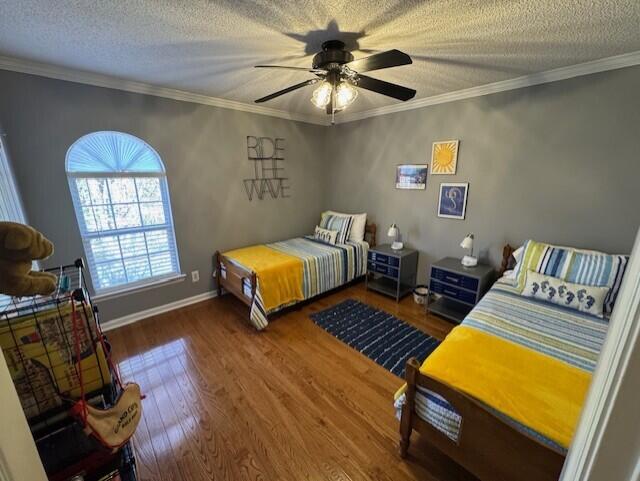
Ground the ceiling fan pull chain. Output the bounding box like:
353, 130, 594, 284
331, 88, 336, 125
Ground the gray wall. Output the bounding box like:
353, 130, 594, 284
2, 65, 639, 320
0, 70, 329, 320
326, 66, 640, 284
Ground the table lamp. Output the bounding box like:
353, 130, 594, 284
460, 233, 478, 267
387, 224, 404, 250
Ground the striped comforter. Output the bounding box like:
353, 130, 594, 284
395, 281, 608, 451
240, 237, 368, 329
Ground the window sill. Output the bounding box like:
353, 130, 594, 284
92, 273, 186, 302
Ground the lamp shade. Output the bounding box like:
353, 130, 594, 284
460, 234, 474, 249
387, 224, 398, 238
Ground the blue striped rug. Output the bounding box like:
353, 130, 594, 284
310, 299, 440, 378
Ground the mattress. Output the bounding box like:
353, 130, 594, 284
395, 280, 608, 452
224, 236, 368, 329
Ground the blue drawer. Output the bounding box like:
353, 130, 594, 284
431, 267, 479, 291
368, 251, 400, 267
373, 263, 399, 279
430, 280, 477, 305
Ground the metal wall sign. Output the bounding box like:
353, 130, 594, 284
244, 136, 290, 201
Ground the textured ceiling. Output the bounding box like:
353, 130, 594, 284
1, 0, 639, 118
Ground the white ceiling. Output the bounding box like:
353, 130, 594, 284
1, 0, 639, 119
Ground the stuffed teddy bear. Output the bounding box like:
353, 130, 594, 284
0, 221, 57, 297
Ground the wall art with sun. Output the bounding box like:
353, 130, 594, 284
430, 140, 459, 175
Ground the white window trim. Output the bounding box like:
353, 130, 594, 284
68, 174, 181, 293
67, 171, 165, 178
66, 132, 181, 295
92, 272, 186, 302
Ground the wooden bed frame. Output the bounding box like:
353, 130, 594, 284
213, 223, 377, 317
399, 244, 566, 481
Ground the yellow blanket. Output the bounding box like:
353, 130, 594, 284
223, 245, 304, 312
402, 326, 591, 448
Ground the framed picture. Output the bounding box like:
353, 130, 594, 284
438, 182, 469, 219
430, 140, 459, 175
396, 164, 428, 190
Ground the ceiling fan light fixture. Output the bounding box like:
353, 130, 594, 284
255, 42, 415, 114
311, 81, 332, 108
335, 81, 358, 110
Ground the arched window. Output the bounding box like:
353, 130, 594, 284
66, 131, 180, 294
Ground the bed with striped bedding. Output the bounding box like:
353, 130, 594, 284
225, 236, 368, 329
394, 280, 609, 452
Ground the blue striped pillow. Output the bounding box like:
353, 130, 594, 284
319, 213, 353, 244
565, 252, 628, 316
513, 240, 574, 291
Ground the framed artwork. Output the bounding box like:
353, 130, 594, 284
430, 140, 459, 175
438, 182, 469, 219
396, 164, 428, 190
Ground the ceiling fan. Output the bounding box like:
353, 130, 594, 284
254, 40, 416, 123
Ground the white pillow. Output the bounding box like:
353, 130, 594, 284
522, 270, 609, 318
323, 211, 367, 242
513, 245, 524, 264
502, 246, 524, 284
313, 226, 338, 245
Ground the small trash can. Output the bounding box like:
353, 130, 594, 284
413, 285, 429, 305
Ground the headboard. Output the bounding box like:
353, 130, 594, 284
498, 244, 517, 277
365, 223, 377, 247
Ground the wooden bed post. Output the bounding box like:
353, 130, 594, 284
214, 251, 223, 297
499, 244, 515, 277
250, 272, 257, 300
399, 357, 420, 458
365, 223, 377, 248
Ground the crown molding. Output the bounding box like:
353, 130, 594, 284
0, 55, 330, 126
1, 51, 639, 127
335, 50, 640, 124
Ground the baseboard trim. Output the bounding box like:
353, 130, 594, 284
100, 290, 217, 332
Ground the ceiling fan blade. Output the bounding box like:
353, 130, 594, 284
346, 49, 412, 73
255, 65, 326, 73
255, 79, 319, 103
357, 75, 416, 101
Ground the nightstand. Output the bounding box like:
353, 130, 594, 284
366, 244, 418, 302
427, 257, 494, 323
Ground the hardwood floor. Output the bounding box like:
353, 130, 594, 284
108, 281, 478, 481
